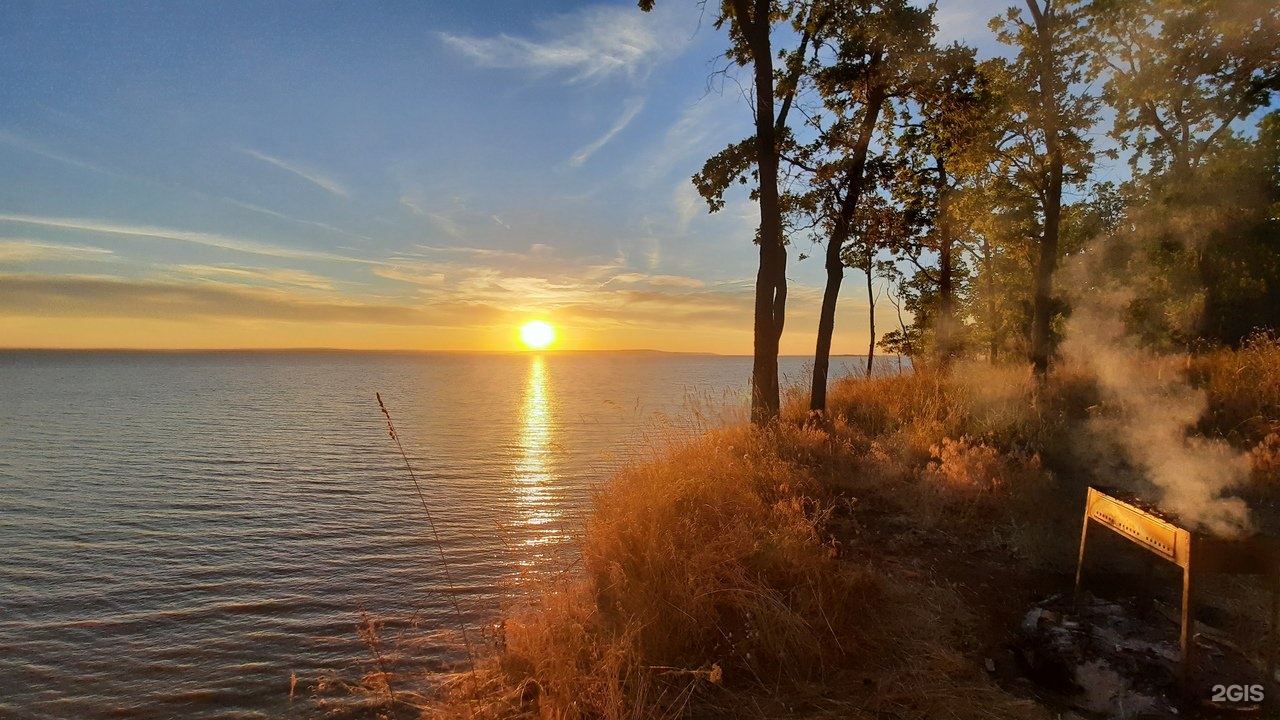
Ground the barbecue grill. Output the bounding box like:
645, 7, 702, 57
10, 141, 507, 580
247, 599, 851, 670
1074, 486, 1280, 693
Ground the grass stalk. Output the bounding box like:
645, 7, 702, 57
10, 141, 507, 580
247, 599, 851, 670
375, 393, 478, 698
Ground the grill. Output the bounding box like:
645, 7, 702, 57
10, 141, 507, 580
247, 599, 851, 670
1074, 486, 1280, 692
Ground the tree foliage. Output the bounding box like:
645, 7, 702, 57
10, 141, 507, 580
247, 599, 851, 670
654, 0, 1280, 386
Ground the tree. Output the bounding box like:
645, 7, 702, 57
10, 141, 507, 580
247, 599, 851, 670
889, 44, 991, 363
640, 0, 813, 424
842, 194, 911, 376
1103, 117, 1280, 347
950, 168, 1030, 363
1086, 0, 1280, 346
1088, 0, 1280, 176
797, 0, 933, 411
989, 0, 1098, 378
689, 0, 930, 414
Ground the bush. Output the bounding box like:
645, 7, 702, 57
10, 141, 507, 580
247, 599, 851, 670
457, 425, 876, 719
1195, 331, 1280, 445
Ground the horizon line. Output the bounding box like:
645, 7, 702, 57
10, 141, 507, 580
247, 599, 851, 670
0, 346, 732, 356
0, 346, 886, 358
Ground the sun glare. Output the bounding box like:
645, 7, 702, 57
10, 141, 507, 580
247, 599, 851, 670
519, 320, 556, 350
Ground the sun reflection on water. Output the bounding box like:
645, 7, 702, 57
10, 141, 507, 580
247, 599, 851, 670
513, 355, 561, 550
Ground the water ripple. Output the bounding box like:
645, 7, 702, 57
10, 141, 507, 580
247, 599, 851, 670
0, 351, 813, 719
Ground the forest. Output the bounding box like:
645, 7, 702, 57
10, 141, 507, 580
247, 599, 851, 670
656, 0, 1280, 422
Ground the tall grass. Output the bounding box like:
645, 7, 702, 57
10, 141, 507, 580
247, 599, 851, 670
414, 345, 1280, 718
1194, 331, 1280, 445
450, 423, 875, 719
1191, 332, 1280, 496
420, 369, 1076, 718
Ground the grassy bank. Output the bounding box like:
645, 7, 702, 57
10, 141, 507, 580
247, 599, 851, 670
399, 335, 1280, 719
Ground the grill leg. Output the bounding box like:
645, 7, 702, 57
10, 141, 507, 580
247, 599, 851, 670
1073, 516, 1090, 611
1180, 566, 1196, 696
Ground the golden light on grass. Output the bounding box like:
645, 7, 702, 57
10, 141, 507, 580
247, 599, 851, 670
519, 320, 556, 350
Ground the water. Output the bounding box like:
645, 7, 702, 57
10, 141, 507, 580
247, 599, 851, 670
0, 351, 895, 719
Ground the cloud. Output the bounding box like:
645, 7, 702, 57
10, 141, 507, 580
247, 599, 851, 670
673, 180, 702, 234
0, 213, 377, 265
570, 98, 646, 167
239, 147, 348, 198
0, 273, 429, 325
170, 264, 335, 291
0, 239, 115, 263
633, 93, 739, 186
609, 272, 705, 289
218, 197, 369, 240
439, 4, 686, 84
930, 0, 1012, 52
400, 196, 470, 238
366, 242, 747, 330
0, 269, 756, 337
0, 129, 124, 179
372, 262, 450, 288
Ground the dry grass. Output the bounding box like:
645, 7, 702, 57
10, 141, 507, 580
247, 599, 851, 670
424, 424, 876, 719
1189, 333, 1280, 500
1194, 331, 1280, 446
415, 367, 1087, 719
413, 344, 1280, 719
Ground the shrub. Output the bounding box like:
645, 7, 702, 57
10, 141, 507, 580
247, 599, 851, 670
1195, 331, 1280, 445
455, 425, 876, 719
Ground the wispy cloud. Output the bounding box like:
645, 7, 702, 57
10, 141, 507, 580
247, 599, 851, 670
609, 272, 704, 289
439, 4, 686, 84
170, 264, 335, 291
239, 147, 348, 198
0, 213, 378, 265
219, 197, 369, 240
0, 239, 115, 263
673, 180, 701, 234
400, 196, 469, 238
570, 98, 646, 167
0, 129, 125, 179
370, 244, 742, 329
0, 273, 427, 325
0, 269, 755, 335
932, 0, 1010, 48
632, 93, 739, 186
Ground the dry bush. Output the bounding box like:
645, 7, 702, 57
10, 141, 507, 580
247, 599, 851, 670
809, 365, 1080, 565
818, 363, 1095, 467
433, 424, 878, 719
821, 368, 968, 463
1248, 432, 1280, 497
925, 436, 1039, 495
1194, 331, 1280, 445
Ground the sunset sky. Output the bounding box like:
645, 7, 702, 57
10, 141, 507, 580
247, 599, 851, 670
0, 0, 1009, 353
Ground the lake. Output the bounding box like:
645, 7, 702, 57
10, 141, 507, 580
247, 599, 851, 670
0, 351, 892, 718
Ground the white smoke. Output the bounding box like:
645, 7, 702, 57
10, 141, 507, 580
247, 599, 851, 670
1060, 254, 1252, 538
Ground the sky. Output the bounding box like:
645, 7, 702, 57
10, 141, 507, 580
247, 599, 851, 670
0, 0, 1012, 354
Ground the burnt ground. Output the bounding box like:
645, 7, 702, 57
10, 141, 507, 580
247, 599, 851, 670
833, 484, 1280, 720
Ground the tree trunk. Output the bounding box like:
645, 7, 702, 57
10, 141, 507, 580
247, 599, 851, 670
809, 78, 886, 414
934, 159, 957, 364
1031, 174, 1062, 378
810, 241, 842, 412
1027, 0, 1063, 381
735, 0, 785, 425
986, 250, 999, 364
865, 264, 876, 378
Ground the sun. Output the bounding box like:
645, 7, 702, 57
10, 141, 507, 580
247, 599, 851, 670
519, 320, 556, 350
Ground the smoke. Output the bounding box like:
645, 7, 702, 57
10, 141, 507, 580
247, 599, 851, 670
1060, 239, 1252, 538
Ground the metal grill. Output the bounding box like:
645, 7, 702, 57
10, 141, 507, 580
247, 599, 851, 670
1074, 486, 1280, 692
